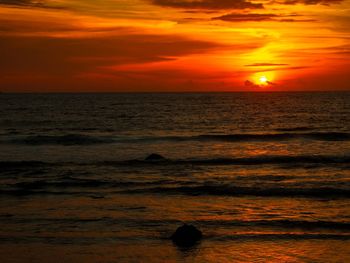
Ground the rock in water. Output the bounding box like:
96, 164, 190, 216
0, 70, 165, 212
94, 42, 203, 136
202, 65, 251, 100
171, 224, 202, 247
145, 153, 166, 161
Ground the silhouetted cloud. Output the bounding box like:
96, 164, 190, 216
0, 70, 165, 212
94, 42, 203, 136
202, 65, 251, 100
245, 63, 289, 66
277, 18, 316, 22
152, 0, 263, 10
0, 33, 226, 72
245, 79, 276, 89
0, 32, 239, 92
0, 0, 64, 9
276, 0, 343, 5
245, 80, 261, 88
213, 13, 277, 22
0, 0, 35, 5
213, 13, 317, 22
246, 66, 312, 74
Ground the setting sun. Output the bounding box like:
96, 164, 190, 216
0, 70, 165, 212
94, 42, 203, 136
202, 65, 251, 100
259, 76, 268, 85
247, 72, 276, 88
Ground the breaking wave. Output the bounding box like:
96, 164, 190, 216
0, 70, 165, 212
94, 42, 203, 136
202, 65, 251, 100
106, 154, 350, 166
0, 154, 349, 168
1, 131, 350, 145
6, 134, 114, 146
123, 185, 350, 198
200, 219, 350, 230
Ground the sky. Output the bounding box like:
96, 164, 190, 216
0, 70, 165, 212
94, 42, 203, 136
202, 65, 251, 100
0, 0, 349, 92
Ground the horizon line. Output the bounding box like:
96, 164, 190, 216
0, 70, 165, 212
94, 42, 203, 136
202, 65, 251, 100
1, 90, 350, 94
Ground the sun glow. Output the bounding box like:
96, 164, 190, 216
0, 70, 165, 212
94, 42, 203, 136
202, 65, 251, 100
251, 72, 276, 87
259, 76, 268, 85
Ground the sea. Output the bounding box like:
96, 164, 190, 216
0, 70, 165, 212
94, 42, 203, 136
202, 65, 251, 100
0, 92, 349, 262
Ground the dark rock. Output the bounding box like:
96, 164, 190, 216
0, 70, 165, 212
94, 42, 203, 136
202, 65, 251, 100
145, 153, 166, 161
171, 224, 202, 247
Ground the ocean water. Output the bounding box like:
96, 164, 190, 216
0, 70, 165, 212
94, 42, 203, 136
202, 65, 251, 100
0, 92, 349, 262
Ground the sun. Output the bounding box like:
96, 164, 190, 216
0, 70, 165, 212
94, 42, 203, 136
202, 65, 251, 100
250, 72, 276, 87
259, 75, 268, 85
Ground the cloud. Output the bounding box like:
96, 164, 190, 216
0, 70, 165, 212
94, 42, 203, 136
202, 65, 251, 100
276, 0, 343, 5
244, 79, 276, 89
245, 80, 262, 88
246, 66, 312, 74
213, 13, 278, 22
0, 32, 230, 91
213, 13, 317, 22
0, 0, 64, 9
245, 63, 289, 66
277, 18, 316, 22
0, 33, 224, 70
0, 0, 38, 6
151, 0, 263, 10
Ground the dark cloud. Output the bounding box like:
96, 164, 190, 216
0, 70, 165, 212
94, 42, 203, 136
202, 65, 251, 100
277, 18, 316, 22
245, 63, 289, 66
0, 33, 224, 72
246, 66, 312, 74
181, 10, 218, 14
213, 12, 317, 22
213, 13, 277, 22
0, 18, 75, 34
0, 0, 37, 5
277, 0, 343, 5
245, 80, 261, 88
0, 33, 230, 91
245, 79, 276, 89
0, 0, 64, 9
152, 0, 263, 10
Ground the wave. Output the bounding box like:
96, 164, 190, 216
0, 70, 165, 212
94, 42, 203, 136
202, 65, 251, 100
10, 178, 173, 190
1, 214, 348, 232
194, 132, 350, 142
6, 134, 114, 146
213, 233, 350, 241
201, 219, 350, 230
1, 154, 349, 169
13, 178, 111, 189
1, 233, 348, 245
123, 185, 350, 198
274, 127, 316, 132
0, 161, 48, 170
104, 154, 350, 166
1, 131, 350, 145
3, 176, 350, 198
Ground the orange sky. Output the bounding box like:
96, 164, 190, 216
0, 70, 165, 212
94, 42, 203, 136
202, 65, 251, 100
0, 0, 349, 92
